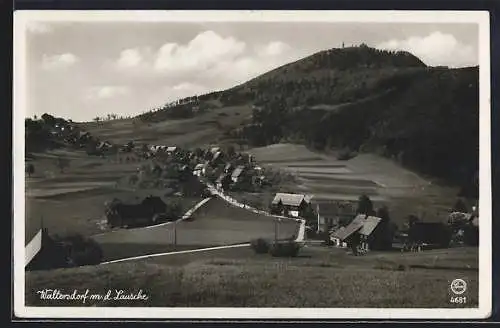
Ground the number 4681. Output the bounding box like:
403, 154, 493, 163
450, 296, 467, 304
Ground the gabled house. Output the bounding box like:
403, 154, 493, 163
329, 214, 382, 252
271, 193, 312, 218
215, 173, 231, 191
211, 151, 224, 166
224, 163, 233, 174
231, 165, 245, 183
166, 146, 178, 154
193, 163, 205, 177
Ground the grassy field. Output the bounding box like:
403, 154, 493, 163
247, 143, 459, 227
92, 196, 300, 261
23, 116, 476, 310
24, 149, 200, 243
80, 105, 253, 147
25, 246, 478, 308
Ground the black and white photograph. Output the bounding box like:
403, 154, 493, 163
13, 10, 492, 319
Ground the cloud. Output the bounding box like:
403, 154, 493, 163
256, 41, 291, 57
115, 47, 155, 69
154, 30, 246, 72
376, 31, 477, 68
41, 53, 79, 70
84, 86, 129, 100
27, 22, 53, 34
109, 32, 302, 105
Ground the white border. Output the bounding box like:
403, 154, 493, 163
13, 10, 492, 320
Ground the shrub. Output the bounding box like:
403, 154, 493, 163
337, 149, 357, 161
269, 240, 301, 257
60, 234, 103, 266
250, 238, 270, 254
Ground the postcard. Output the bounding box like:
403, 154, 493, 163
13, 10, 492, 319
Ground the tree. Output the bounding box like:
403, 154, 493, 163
371, 205, 393, 250
56, 157, 70, 173
25, 163, 35, 177
407, 214, 420, 229
452, 198, 468, 213
356, 194, 375, 215
225, 145, 236, 158
93, 117, 101, 123
41, 113, 56, 126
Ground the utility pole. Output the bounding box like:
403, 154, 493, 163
173, 221, 177, 250
274, 219, 278, 243
316, 204, 320, 234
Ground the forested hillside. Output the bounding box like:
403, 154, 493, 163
133, 45, 480, 197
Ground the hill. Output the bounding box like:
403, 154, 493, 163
133, 45, 478, 197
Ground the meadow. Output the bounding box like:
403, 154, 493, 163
92, 197, 300, 261
247, 143, 459, 227
25, 245, 478, 308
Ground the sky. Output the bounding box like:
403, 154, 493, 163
24, 21, 479, 122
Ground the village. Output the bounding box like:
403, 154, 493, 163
25, 114, 480, 271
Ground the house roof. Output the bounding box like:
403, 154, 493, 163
272, 193, 310, 207
212, 151, 222, 161
216, 173, 227, 183
210, 147, 220, 154
231, 165, 245, 178
167, 146, 177, 152
224, 163, 232, 170
358, 215, 382, 236
330, 215, 366, 240
194, 164, 204, 170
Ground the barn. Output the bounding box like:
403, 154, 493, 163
329, 214, 382, 252
271, 193, 312, 218
231, 165, 246, 183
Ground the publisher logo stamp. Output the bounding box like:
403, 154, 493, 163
450, 279, 467, 295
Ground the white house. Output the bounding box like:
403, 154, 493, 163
193, 164, 204, 177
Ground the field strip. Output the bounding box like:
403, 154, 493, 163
91, 197, 212, 237
99, 243, 251, 265
203, 181, 306, 243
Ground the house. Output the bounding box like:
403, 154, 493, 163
231, 165, 245, 183
215, 173, 231, 191
271, 193, 312, 218
329, 214, 382, 252
211, 151, 224, 165
97, 141, 112, 152
193, 163, 205, 177
166, 146, 178, 154
223, 163, 233, 174
251, 175, 266, 187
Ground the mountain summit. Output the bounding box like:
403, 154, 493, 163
140, 45, 478, 196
